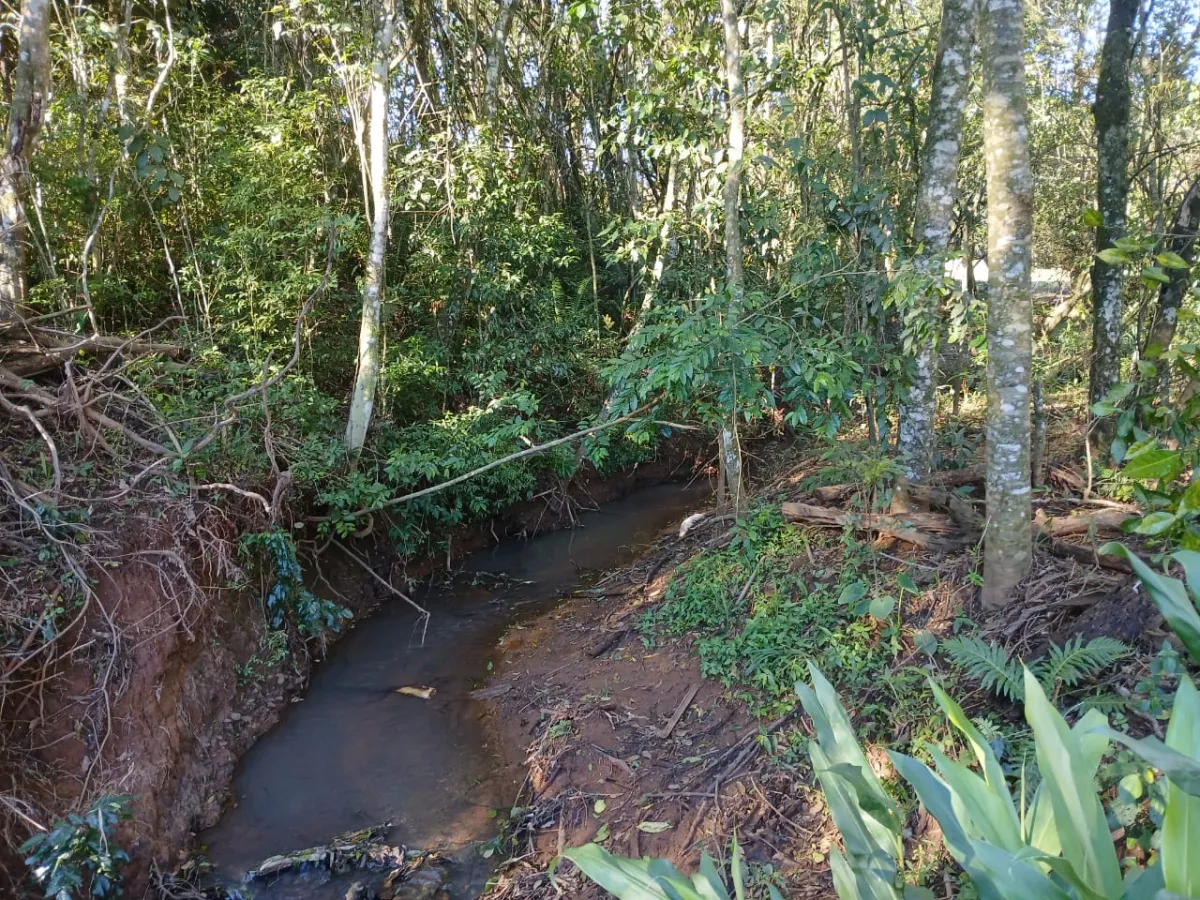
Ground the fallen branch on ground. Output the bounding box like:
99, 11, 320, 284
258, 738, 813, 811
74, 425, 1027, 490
781, 501, 966, 550
807, 465, 984, 504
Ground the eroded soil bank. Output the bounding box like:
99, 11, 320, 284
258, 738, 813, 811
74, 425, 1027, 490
198, 482, 710, 899
0, 448, 708, 896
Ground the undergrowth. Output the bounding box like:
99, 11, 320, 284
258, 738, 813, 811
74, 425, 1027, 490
640, 504, 933, 730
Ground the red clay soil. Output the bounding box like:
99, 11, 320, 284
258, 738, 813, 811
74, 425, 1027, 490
0, 443, 708, 895
476, 516, 842, 900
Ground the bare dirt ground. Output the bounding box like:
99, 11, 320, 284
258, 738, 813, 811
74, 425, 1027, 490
477, 436, 1170, 900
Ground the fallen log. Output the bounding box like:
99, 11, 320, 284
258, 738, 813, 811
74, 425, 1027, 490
1034, 506, 1135, 537
808, 465, 984, 504
780, 501, 966, 550
1040, 536, 1133, 574
1, 331, 183, 377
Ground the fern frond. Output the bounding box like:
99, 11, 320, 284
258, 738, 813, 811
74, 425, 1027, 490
943, 636, 1025, 701
1038, 636, 1130, 688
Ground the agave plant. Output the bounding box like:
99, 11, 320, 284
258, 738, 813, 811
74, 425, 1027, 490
798, 662, 1200, 900
560, 832, 784, 900
795, 666, 915, 900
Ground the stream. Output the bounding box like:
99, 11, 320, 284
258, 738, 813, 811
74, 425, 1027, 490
200, 481, 708, 899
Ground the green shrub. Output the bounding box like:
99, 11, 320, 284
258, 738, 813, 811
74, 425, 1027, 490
22, 796, 132, 899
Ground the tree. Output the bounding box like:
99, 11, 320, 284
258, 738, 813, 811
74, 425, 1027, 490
1143, 177, 1200, 396
0, 0, 51, 324
894, 0, 980, 505
718, 0, 746, 515
345, 4, 397, 454
1089, 0, 1140, 432
981, 0, 1035, 609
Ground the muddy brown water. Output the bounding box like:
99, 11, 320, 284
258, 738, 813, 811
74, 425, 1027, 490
201, 482, 709, 899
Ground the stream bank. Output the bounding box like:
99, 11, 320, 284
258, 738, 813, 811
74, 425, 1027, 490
197, 482, 710, 900
0, 445, 708, 896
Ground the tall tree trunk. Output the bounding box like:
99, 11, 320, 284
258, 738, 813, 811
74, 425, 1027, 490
980, 0, 1034, 609
719, 0, 746, 515
483, 0, 515, 118
0, 0, 51, 324
1143, 177, 1200, 397
345, 7, 396, 453
895, 0, 979, 505
1088, 0, 1139, 428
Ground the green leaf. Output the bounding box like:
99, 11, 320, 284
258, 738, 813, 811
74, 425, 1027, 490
1179, 479, 1200, 515
1162, 675, 1200, 896
563, 843, 695, 900
695, 853, 732, 900
798, 666, 901, 861
896, 573, 918, 594
1083, 209, 1104, 228
1143, 266, 1171, 285
638, 821, 673, 834
913, 629, 938, 656
1134, 511, 1179, 535
869, 595, 896, 619
1157, 251, 1190, 270
839, 581, 869, 606
1121, 449, 1183, 482
926, 745, 1024, 851
1097, 248, 1132, 265
1100, 543, 1200, 664
595, 823, 610, 842
1023, 669, 1122, 897
729, 832, 745, 900
595, 799, 607, 815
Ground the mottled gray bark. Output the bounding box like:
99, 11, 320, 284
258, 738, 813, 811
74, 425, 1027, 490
1144, 178, 1200, 388
895, 0, 979, 501
345, 8, 396, 453
483, 0, 515, 117
1088, 0, 1139, 420
0, 0, 51, 324
719, 0, 745, 514
981, 0, 1034, 609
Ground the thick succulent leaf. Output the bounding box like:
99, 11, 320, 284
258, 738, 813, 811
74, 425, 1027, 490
967, 842, 1075, 900
1119, 862, 1164, 900
927, 745, 1023, 851
1099, 544, 1200, 664
729, 832, 746, 900
929, 677, 1015, 805
810, 742, 901, 878
827, 845, 901, 900
1023, 670, 1123, 898
564, 843, 698, 899
889, 753, 976, 869
695, 853, 731, 900
800, 666, 903, 861
1026, 783, 1062, 857
829, 846, 860, 900
1073, 708, 1111, 779
1162, 675, 1200, 896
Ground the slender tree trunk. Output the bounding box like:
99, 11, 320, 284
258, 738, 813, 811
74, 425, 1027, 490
345, 7, 396, 453
719, 0, 746, 515
0, 0, 51, 324
980, 0, 1034, 609
483, 0, 515, 118
895, 0, 979, 505
1144, 177, 1200, 397
1088, 0, 1139, 427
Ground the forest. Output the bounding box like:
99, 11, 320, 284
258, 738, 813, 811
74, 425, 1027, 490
1, 0, 1199, 896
